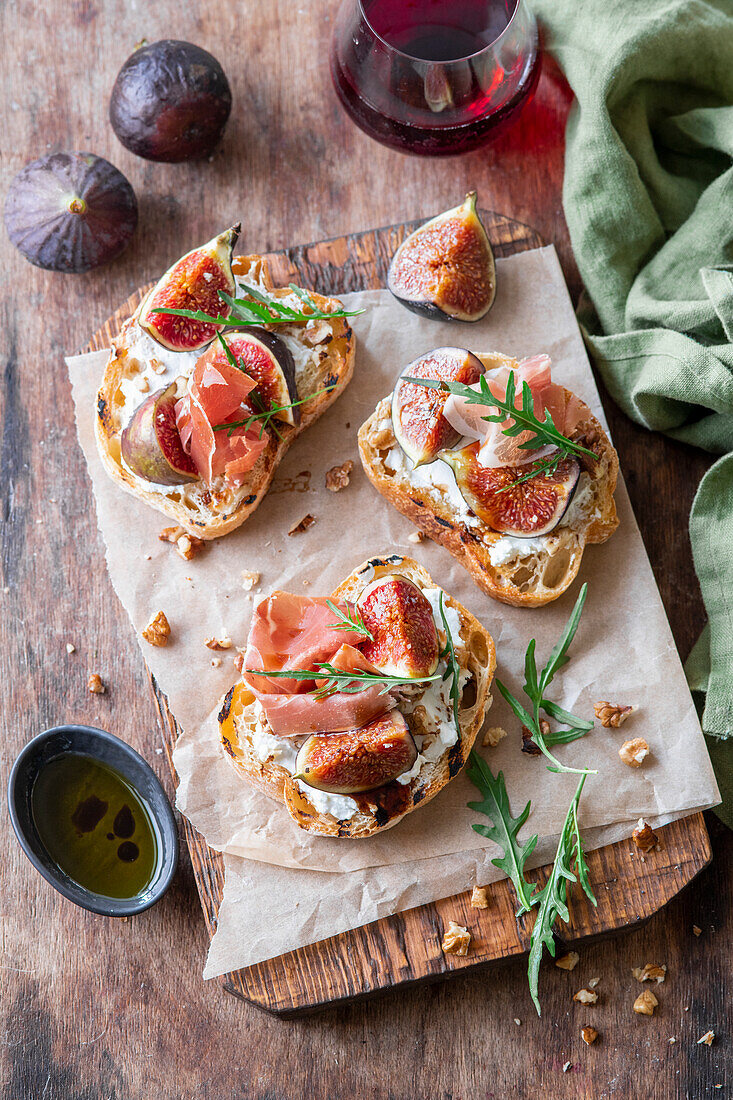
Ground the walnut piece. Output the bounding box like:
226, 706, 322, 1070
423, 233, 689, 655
632, 963, 667, 984
693, 925, 702, 937
573, 988, 598, 1005
470, 885, 489, 909
66, 643, 76, 654
142, 611, 171, 647
441, 920, 471, 956
581, 1026, 599, 1045
87, 673, 106, 694
288, 513, 316, 536
159, 525, 205, 561
697, 1029, 715, 1046
632, 818, 659, 853
325, 460, 354, 492
241, 570, 260, 591
407, 530, 425, 544
633, 990, 658, 1016
482, 726, 507, 748
555, 951, 580, 971
594, 701, 635, 728
619, 737, 649, 767
211, 657, 222, 668
205, 636, 233, 651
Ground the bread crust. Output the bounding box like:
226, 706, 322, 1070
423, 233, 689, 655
94, 255, 355, 540
218, 555, 496, 838
358, 366, 619, 608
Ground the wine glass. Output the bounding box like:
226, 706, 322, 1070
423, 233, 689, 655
330, 0, 540, 156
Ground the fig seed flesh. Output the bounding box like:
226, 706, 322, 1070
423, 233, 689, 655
295, 711, 417, 795
357, 574, 440, 679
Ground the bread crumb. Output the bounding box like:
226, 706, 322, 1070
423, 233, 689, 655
288, 513, 316, 536
632, 963, 667, 984
241, 570, 260, 591
555, 951, 579, 971
325, 460, 354, 492
633, 990, 658, 1016
697, 1030, 715, 1046
142, 611, 170, 647
619, 737, 649, 767
470, 885, 489, 909
66, 643, 76, 654
441, 920, 470, 956
87, 673, 106, 694
594, 701, 635, 728
482, 726, 507, 748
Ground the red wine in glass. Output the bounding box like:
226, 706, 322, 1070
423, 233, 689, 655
330, 0, 540, 155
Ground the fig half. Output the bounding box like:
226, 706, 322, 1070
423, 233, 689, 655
138, 224, 239, 352
444, 444, 580, 537
121, 382, 198, 485
356, 574, 439, 679
4, 152, 137, 273
295, 711, 417, 795
392, 346, 484, 467
219, 330, 299, 425
110, 40, 232, 163
387, 192, 496, 322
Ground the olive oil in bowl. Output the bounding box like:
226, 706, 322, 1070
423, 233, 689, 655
31, 753, 158, 899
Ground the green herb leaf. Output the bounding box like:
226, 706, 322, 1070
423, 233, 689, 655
243, 663, 440, 700
401, 370, 596, 464
151, 282, 365, 329
212, 387, 329, 440
527, 773, 589, 1015
324, 599, 373, 642
467, 751, 537, 915
496, 453, 564, 494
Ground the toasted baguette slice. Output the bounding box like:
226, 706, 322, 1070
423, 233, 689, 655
95, 254, 355, 540
358, 353, 619, 608
218, 555, 496, 839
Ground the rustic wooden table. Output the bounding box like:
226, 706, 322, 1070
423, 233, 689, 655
1, 4, 730, 1098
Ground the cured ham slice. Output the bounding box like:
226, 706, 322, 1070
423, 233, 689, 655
243, 593, 394, 736
175, 343, 269, 486
443, 355, 584, 468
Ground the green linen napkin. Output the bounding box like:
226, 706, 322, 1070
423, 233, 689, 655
533, 0, 733, 823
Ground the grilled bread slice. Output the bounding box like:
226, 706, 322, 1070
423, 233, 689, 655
95, 254, 355, 540
218, 555, 496, 838
358, 354, 619, 608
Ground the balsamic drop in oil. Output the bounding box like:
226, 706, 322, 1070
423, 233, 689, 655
31, 753, 158, 899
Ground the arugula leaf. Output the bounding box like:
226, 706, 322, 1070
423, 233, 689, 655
467, 751, 537, 915
324, 599, 373, 642
527, 773, 595, 1015
496, 453, 565, 493
243, 663, 440, 700
152, 281, 364, 329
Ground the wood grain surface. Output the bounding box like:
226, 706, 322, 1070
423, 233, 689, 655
86, 214, 712, 1016
1, 1, 730, 1096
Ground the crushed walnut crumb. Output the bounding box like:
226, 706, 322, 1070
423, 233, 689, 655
632, 963, 667, 984
573, 988, 598, 1005
562, 1062, 572, 1073
587, 977, 601, 989
555, 951, 580, 971
594, 701, 635, 728
211, 657, 222, 668
137, 376, 150, 393
632, 818, 659, 853
482, 726, 507, 748
697, 1029, 715, 1046
87, 673, 106, 694
407, 530, 425, 544
288, 513, 316, 536
205, 636, 233, 651
441, 920, 471, 956
521, 719, 549, 756
66, 643, 76, 654
470, 885, 489, 909
693, 925, 702, 937
633, 990, 658, 1016
325, 460, 354, 492
159, 526, 205, 561
241, 570, 260, 591
234, 653, 244, 673
619, 737, 649, 767
581, 1026, 599, 1045
514, 1018, 521, 1026
142, 611, 170, 647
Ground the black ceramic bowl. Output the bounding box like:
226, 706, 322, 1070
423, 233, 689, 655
8, 724, 178, 916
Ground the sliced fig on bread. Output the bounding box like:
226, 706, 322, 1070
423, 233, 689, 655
121, 382, 198, 485
356, 573, 439, 678
294, 711, 417, 795
392, 347, 483, 467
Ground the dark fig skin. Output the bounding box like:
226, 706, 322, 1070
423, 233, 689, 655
121, 382, 198, 485
295, 712, 417, 795
110, 40, 232, 162
357, 574, 440, 679
388, 192, 496, 322
4, 152, 137, 273
444, 446, 580, 537
218, 330, 299, 425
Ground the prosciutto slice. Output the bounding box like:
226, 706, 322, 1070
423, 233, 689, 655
243, 593, 394, 736
443, 355, 585, 468
175, 346, 269, 486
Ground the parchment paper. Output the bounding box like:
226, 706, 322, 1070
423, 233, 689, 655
67, 247, 719, 976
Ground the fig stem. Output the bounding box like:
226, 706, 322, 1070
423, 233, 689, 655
68, 197, 87, 215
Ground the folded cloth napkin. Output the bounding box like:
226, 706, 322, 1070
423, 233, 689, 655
533, 0, 733, 824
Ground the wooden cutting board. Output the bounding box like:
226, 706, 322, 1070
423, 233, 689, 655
85, 212, 712, 1017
